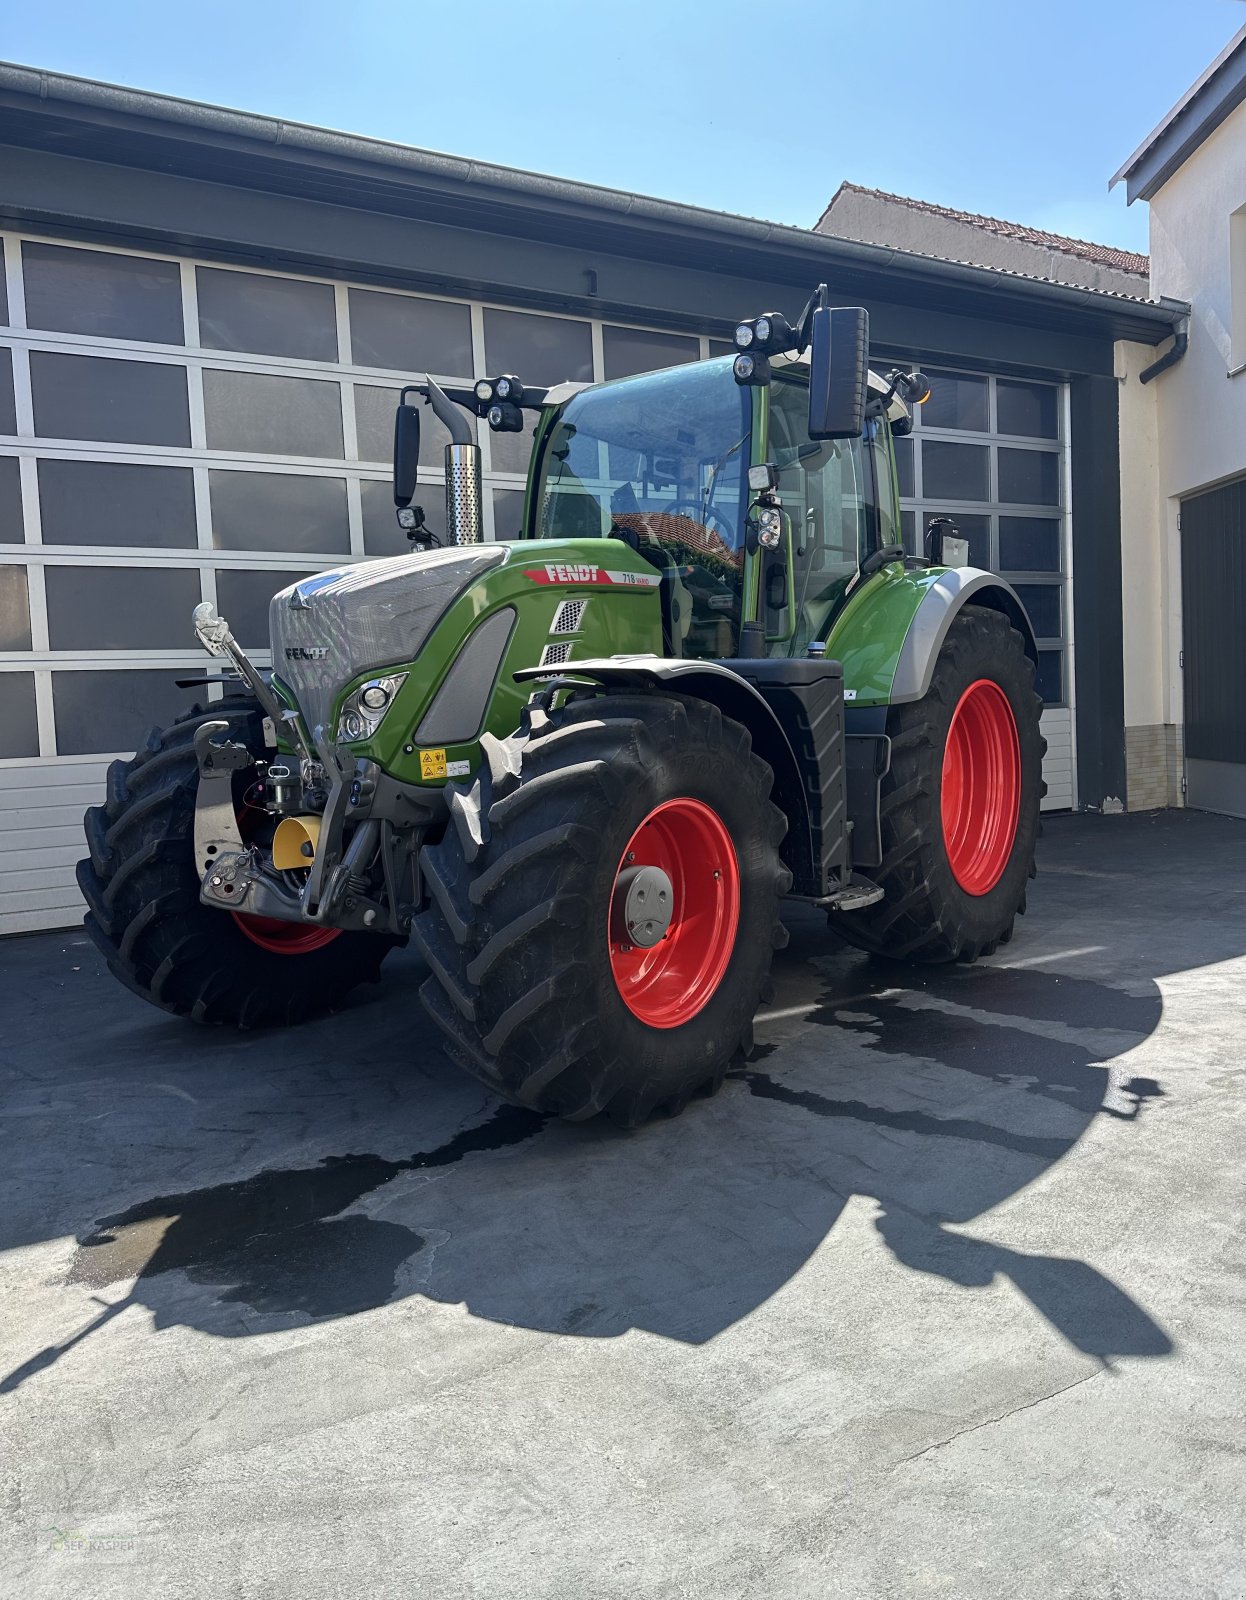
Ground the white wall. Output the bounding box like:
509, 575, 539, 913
1148, 98, 1246, 501
1118, 95, 1246, 809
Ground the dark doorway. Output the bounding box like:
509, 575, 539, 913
1181, 476, 1246, 817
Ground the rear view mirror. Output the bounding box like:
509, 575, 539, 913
393, 403, 421, 507
808, 306, 869, 440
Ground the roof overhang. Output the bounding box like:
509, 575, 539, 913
1112, 24, 1246, 203
0, 59, 1188, 348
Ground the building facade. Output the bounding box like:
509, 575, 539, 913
1113, 23, 1246, 818
0, 63, 1184, 932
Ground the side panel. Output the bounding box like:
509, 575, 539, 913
342, 539, 665, 783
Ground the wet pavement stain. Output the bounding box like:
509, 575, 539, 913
68, 1103, 546, 1319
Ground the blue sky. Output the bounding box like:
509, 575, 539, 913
3, 0, 1242, 252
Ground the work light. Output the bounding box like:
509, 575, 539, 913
733, 351, 771, 385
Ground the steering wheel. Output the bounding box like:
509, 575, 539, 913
659, 499, 737, 545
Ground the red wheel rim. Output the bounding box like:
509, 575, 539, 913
228, 789, 342, 956
230, 911, 342, 956
608, 798, 740, 1029
941, 677, 1021, 896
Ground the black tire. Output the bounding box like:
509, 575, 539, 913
77, 697, 395, 1027
414, 692, 791, 1126
831, 606, 1045, 964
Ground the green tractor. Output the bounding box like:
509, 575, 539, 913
79, 287, 1043, 1126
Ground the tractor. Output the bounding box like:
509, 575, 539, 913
79, 287, 1044, 1126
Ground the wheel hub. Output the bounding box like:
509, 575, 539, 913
613, 864, 675, 949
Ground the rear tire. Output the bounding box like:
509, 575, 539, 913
78, 698, 395, 1026
414, 693, 791, 1126
831, 606, 1044, 964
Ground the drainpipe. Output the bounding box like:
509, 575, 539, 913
1139, 315, 1189, 385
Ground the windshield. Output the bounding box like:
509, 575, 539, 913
533, 358, 753, 657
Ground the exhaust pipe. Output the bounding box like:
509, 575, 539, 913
444, 442, 483, 545
424, 376, 483, 545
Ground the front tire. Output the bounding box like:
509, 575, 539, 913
831, 606, 1044, 964
414, 693, 791, 1126
78, 698, 395, 1027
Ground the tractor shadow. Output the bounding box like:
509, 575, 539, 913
3, 910, 1179, 1391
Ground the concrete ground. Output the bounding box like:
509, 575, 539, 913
1, 810, 1244, 1599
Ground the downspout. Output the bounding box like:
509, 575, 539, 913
1139, 314, 1189, 384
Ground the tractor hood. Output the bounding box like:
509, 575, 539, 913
269, 544, 505, 737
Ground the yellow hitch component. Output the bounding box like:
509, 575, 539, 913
271, 814, 322, 871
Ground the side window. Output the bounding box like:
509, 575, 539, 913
868, 416, 902, 552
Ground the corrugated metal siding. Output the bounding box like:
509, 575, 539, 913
0, 760, 106, 934
1040, 708, 1074, 810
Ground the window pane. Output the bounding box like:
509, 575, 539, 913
209, 471, 349, 555
354, 384, 451, 466
999, 515, 1061, 571
196, 267, 337, 362
45, 565, 201, 650
707, 340, 735, 359
921, 439, 989, 501
0, 457, 20, 542
53, 668, 202, 756
488, 420, 538, 477
900, 508, 916, 551
997, 379, 1058, 439
0, 564, 31, 650
1035, 650, 1063, 706
38, 459, 197, 548
216, 568, 317, 649
0, 254, 7, 326
1014, 584, 1062, 640
360, 478, 407, 558
349, 290, 472, 376
946, 511, 990, 569
0, 671, 37, 756
30, 352, 191, 447
921, 370, 987, 432
0, 347, 14, 435
602, 326, 699, 380
483, 309, 593, 385
203, 370, 342, 458
492, 487, 525, 541
998, 447, 1059, 506
894, 434, 914, 498
22, 242, 183, 345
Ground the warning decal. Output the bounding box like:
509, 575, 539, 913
418, 748, 448, 780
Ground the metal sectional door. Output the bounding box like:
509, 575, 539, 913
1181, 477, 1246, 817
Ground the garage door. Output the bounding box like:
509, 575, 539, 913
0, 229, 715, 933
887, 362, 1073, 809
1181, 477, 1246, 817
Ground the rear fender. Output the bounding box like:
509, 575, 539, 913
891, 569, 1038, 704
828, 565, 1038, 707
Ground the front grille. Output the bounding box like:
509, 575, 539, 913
268, 544, 504, 737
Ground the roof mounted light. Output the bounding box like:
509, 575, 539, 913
733, 350, 771, 386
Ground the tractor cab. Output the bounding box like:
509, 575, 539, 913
525, 351, 912, 662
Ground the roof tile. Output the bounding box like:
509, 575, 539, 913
818, 183, 1149, 276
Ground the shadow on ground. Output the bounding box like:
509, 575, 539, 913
5, 810, 1241, 1391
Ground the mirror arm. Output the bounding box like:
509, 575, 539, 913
793, 282, 831, 355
